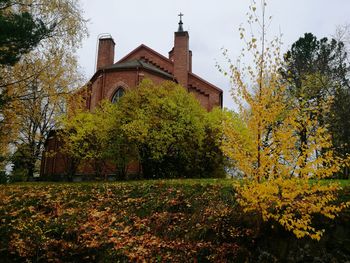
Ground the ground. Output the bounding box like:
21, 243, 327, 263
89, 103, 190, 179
1, 179, 349, 262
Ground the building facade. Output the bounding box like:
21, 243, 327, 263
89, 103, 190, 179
40, 17, 223, 178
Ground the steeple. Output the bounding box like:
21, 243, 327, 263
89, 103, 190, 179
177, 12, 184, 32
171, 13, 190, 87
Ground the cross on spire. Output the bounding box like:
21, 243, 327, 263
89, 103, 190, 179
177, 12, 184, 32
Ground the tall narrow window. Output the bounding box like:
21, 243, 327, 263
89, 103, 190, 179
111, 88, 124, 103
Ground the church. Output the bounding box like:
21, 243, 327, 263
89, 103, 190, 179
40, 15, 223, 178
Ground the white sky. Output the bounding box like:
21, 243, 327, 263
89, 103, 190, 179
76, 0, 350, 109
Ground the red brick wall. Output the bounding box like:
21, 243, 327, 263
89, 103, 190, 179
189, 89, 210, 111
41, 135, 69, 177
90, 69, 173, 109
188, 73, 222, 110
173, 31, 190, 87
41, 68, 222, 178
41, 133, 141, 178
120, 46, 174, 75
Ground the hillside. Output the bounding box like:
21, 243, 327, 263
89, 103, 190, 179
1, 179, 349, 262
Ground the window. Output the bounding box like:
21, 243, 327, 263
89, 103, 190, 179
111, 88, 124, 103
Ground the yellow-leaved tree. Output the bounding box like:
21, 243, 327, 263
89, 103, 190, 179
220, 0, 349, 240
0, 0, 87, 176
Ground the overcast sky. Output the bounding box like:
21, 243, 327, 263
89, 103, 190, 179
77, 0, 350, 109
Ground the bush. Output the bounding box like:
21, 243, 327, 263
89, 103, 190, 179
0, 171, 8, 184
60, 79, 226, 179
113, 80, 226, 179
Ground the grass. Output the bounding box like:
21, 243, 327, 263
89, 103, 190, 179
8, 177, 350, 187
329, 179, 350, 187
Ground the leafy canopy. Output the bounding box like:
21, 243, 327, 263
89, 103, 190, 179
60, 80, 225, 179
280, 33, 350, 176
0, 0, 87, 173
220, 0, 349, 240
0, 0, 50, 66
115, 80, 225, 179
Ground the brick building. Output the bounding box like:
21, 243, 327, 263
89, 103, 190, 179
40, 16, 223, 178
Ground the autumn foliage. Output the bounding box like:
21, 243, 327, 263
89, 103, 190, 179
0, 0, 87, 175
220, 0, 350, 240
1, 181, 349, 262
0, 182, 244, 262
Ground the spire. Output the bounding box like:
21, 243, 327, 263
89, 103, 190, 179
177, 12, 184, 32
173, 12, 190, 87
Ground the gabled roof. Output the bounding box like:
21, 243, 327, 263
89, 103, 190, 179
118, 44, 223, 93
90, 43, 222, 97
188, 72, 223, 93
118, 44, 173, 66
105, 59, 173, 79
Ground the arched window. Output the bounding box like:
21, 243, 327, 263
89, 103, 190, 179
111, 88, 124, 103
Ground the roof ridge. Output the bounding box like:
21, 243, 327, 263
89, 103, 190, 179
100, 59, 173, 80
188, 72, 223, 93
138, 59, 146, 67
117, 44, 173, 65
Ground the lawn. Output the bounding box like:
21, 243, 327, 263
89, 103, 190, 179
1, 179, 349, 262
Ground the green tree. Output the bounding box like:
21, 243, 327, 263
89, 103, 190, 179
6, 49, 83, 179
59, 106, 110, 179
0, 0, 87, 115
0, 0, 87, 61
10, 143, 33, 181
0, 0, 87, 175
59, 80, 225, 179
0, 0, 51, 66
331, 86, 350, 178
202, 107, 228, 178
280, 33, 350, 177
281, 33, 348, 92
104, 103, 138, 179
115, 80, 225, 179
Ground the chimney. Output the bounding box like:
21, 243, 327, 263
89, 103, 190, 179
172, 13, 190, 87
96, 35, 115, 71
